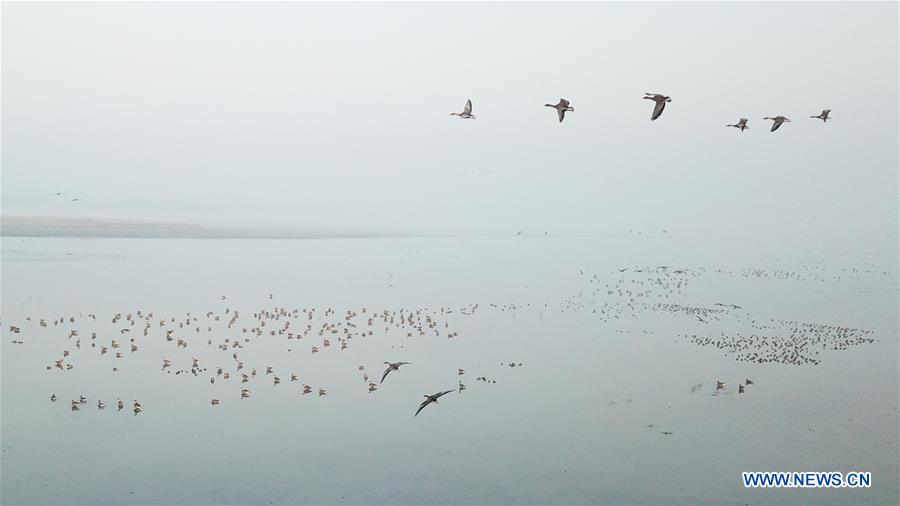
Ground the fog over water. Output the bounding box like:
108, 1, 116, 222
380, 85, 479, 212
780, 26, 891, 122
2, 2, 898, 244
1, 2, 898, 505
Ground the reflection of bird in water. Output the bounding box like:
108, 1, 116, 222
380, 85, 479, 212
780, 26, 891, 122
415, 390, 454, 417
381, 361, 411, 384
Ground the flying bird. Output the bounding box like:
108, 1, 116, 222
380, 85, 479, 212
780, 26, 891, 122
381, 361, 411, 384
811, 109, 831, 122
726, 118, 749, 131
414, 390, 454, 417
545, 98, 574, 123
643, 93, 672, 120
450, 99, 475, 119
764, 116, 791, 132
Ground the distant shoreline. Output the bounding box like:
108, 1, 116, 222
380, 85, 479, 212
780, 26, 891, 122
0, 216, 402, 240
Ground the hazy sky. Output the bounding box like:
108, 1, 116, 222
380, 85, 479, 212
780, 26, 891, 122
2, 2, 897, 243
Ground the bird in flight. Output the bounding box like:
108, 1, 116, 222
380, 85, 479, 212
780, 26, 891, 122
726, 118, 749, 131
643, 93, 672, 120
415, 390, 454, 417
545, 98, 574, 123
381, 361, 411, 384
764, 115, 791, 132
451, 99, 475, 119
811, 109, 831, 122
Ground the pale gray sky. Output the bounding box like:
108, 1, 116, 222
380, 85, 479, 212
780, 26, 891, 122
2, 2, 897, 245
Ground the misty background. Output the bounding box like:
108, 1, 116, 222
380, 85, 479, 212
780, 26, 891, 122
2, 2, 897, 250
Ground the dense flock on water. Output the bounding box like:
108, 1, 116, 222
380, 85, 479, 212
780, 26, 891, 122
3, 258, 886, 419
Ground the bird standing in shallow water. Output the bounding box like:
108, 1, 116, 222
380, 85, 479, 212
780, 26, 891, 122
545, 98, 574, 123
450, 99, 475, 119
726, 118, 749, 131
415, 390, 454, 416
764, 115, 791, 132
643, 93, 671, 120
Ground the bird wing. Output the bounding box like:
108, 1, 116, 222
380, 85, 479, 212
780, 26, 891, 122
559, 98, 569, 108
415, 399, 432, 416
823, 109, 831, 115
771, 118, 783, 131
380, 367, 392, 384
651, 100, 666, 120
558, 108, 566, 123
434, 390, 454, 399
464, 99, 472, 114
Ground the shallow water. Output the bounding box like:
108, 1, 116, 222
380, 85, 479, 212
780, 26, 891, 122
1, 235, 897, 505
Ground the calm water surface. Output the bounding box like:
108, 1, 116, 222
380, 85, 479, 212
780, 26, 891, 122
1, 235, 897, 505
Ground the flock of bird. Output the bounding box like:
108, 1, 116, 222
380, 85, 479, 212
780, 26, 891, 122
18, 303, 494, 418
3, 255, 884, 423
451, 95, 832, 132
